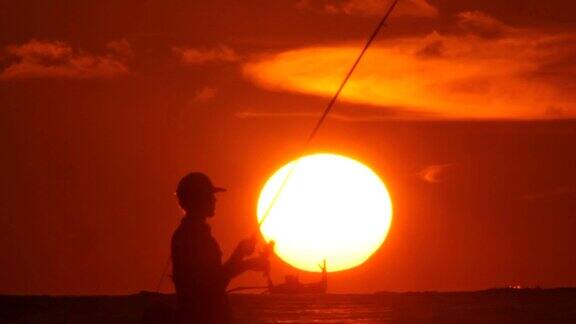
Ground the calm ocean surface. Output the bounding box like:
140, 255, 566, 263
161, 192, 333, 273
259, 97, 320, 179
234, 294, 392, 323
232, 291, 576, 323
1, 289, 575, 323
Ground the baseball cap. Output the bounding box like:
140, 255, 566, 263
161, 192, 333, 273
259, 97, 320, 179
176, 172, 226, 198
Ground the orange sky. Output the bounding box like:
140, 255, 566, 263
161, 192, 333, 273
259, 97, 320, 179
1, 0, 575, 295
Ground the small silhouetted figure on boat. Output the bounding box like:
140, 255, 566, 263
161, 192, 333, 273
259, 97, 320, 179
267, 260, 327, 294
171, 172, 269, 323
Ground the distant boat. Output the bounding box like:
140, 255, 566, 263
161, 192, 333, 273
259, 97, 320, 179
267, 260, 327, 294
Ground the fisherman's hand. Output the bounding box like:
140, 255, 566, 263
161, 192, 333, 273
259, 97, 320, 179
244, 256, 270, 273
235, 236, 256, 257
262, 240, 275, 256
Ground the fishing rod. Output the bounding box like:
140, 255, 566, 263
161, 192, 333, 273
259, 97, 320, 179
256, 0, 401, 231
156, 0, 402, 293
229, 0, 402, 293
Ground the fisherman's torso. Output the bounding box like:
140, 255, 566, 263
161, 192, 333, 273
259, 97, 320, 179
171, 216, 230, 323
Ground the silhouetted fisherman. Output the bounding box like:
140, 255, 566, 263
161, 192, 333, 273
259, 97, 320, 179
171, 172, 269, 323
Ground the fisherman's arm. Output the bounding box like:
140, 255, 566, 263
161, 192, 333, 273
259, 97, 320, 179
189, 236, 265, 289
222, 236, 269, 279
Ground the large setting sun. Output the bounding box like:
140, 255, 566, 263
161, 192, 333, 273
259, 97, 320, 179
257, 153, 393, 272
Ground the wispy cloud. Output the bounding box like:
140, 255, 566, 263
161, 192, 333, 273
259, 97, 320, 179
193, 86, 218, 103
417, 164, 453, 183
175, 45, 239, 65
243, 12, 576, 119
0, 40, 130, 80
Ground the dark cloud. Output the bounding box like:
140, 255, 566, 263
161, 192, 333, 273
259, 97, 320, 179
192, 86, 218, 103
0, 40, 129, 80
106, 39, 133, 58
434, 0, 576, 28
416, 40, 445, 58
528, 36, 576, 96
457, 10, 514, 38
320, 0, 439, 18
174, 45, 240, 65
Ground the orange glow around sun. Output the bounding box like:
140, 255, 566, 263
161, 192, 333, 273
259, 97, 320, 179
257, 153, 393, 272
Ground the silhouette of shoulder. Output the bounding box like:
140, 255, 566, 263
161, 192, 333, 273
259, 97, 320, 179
171, 217, 223, 287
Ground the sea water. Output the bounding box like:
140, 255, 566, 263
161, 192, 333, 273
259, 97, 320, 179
1, 289, 575, 323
